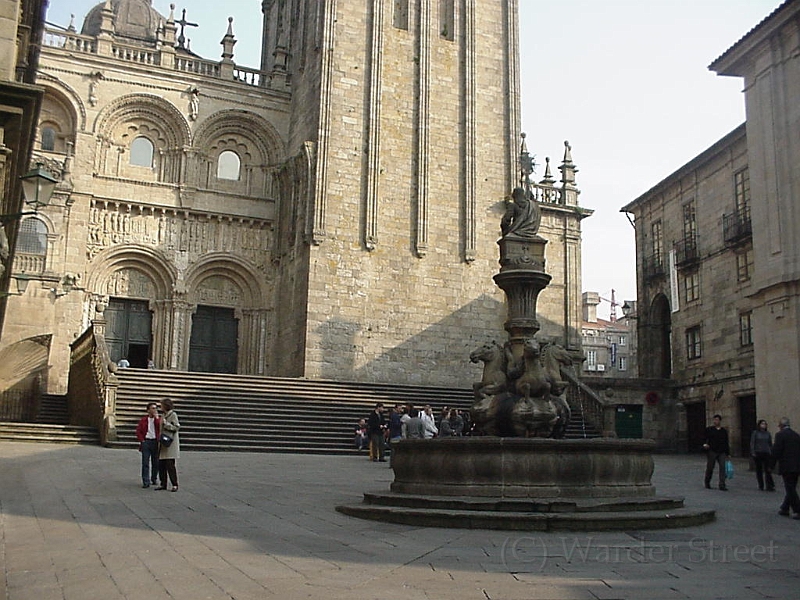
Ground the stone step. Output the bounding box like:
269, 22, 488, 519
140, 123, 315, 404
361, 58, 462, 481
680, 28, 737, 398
361, 492, 686, 513
36, 394, 69, 424
110, 370, 602, 453
335, 502, 716, 532
0, 422, 100, 444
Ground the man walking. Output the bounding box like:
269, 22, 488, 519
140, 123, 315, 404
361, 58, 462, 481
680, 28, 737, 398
703, 414, 730, 491
135, 402, 161, 488
772, 417, 800, 519
367, 403, 387, 462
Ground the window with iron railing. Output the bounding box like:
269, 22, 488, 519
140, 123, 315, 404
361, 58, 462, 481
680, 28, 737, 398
723, 204, 752, 245
644, 252, 666, 280
674, 235, 699, 266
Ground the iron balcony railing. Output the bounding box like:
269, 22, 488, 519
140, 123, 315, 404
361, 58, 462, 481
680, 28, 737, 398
674, 235, 699, 267
643, 253, 665, 281
723, 205, 752, 246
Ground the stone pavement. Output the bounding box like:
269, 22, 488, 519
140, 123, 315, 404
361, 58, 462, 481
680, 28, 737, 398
0, 442, 797, 600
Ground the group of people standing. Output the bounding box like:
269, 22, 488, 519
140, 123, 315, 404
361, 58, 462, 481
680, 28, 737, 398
704, 414, 800, 519
135, 398, 181, 491
355, 403, 470, 461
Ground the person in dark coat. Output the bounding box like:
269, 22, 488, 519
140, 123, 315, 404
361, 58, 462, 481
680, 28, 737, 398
367, 403, 387, 462
702, 414, 730, 491
772, 417, 800, 519
750, 419, 775, 491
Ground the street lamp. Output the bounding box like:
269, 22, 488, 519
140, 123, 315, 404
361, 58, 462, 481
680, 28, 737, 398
20, 163, 58, 210
0, 163, 58, 223
0, 277, 29, 298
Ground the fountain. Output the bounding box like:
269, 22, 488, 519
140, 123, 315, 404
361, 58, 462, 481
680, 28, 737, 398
337, 137, 714, 531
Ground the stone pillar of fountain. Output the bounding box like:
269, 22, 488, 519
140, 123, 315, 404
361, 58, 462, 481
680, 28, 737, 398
494, 234, 550, 365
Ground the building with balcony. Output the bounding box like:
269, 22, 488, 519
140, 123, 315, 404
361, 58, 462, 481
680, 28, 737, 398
622, 0, 800, 454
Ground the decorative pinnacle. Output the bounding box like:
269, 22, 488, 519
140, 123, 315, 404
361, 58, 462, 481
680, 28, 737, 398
540, 157, 555, 185
563, 140, 573, 164
518, 133, 536, 192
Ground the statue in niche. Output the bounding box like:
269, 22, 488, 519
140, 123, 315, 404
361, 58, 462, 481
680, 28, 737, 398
188, 86, 200, 121
501, 187, 542, 239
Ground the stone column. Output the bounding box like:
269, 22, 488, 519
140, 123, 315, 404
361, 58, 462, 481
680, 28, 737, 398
493, 235, 550, 363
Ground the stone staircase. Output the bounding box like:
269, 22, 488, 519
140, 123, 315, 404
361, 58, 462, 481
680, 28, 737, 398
564, 405, 603, 439
0, 391, 101, 445
0, 422, 100, 444
0, 370, 603, 451
112, 369, 477, 454
37, 394, 70, 424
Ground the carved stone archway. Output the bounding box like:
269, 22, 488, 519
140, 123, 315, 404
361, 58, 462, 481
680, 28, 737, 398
85, 245, 177, 370
182, 254, 272, 375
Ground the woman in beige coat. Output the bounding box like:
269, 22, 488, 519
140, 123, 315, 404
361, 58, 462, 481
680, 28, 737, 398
156, 398, 180, 492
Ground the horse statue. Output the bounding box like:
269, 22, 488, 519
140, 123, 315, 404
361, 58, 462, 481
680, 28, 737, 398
540, 342, 575, 438
470, 341, 508, 400
470, 341, 509, 433
515, 340, 550, 402
513, 339, 558, 436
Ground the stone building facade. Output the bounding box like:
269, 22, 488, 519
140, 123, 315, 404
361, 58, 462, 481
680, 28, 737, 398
622, 0, 800, 455
580, 292, 636, 379
0, 0, 590, 394
0, 0, 47, 323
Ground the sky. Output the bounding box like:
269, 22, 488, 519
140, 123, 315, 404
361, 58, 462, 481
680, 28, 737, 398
45, 0, 781, 318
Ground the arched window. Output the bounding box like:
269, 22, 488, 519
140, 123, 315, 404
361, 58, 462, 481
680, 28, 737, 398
41, 126, 56, 151
130, 136, 154, 167
217, 150, 241, 180
17, 217, 48, 255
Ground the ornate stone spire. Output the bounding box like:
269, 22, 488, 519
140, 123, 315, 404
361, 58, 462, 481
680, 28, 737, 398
539, 157, 556, 186
559, 141, 580, 206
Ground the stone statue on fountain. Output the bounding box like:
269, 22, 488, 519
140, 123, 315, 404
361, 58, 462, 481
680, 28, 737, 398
470, 137, 575, 438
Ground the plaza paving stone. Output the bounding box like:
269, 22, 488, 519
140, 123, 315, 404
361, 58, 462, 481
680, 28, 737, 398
0, 442, 798, 599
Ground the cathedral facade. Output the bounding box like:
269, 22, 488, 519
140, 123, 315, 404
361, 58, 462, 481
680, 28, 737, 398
2, 0, 588, 394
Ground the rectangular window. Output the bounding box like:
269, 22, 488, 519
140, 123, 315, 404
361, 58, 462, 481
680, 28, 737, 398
734, 168, 750, 212
686, 326, 702, 360
736, 249, 753, 282
683, 201, 697, 240
619, 356, 627, 371
393, 0, 409, 30
651, 220, 663, 263
740, 312, 753, 346
684, 271, 700, 303
586, 350, 597, 368
619, 336, 626, 346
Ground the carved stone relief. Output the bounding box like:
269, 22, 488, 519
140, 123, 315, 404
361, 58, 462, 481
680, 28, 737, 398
195, 275, 242, 306
88, 201, 273, 274
105, 268, 155, 298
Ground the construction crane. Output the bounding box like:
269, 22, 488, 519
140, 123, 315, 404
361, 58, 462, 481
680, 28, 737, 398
599, 289, 620, 322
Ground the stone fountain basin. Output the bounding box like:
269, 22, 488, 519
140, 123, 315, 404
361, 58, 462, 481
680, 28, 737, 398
390, 437, 656, 498
336, 437, 715, 531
